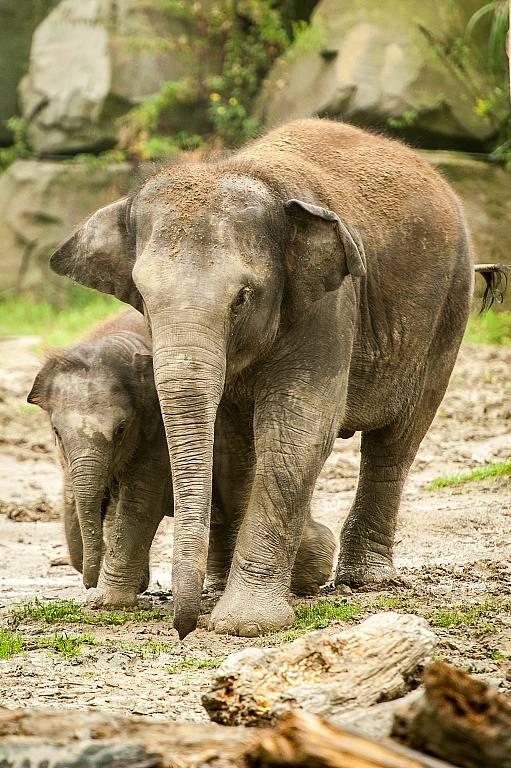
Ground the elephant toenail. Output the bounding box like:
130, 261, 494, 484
211, 620, 233, 635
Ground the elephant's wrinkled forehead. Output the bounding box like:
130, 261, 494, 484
51, 369, 130, 414
137, 168, 276, 228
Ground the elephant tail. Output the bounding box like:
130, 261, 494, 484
474, 264, 510, 313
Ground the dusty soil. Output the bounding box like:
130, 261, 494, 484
0, 333, 510, 721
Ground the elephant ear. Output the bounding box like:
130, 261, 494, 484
50, 198, 142, 311
283, 198, 366, 318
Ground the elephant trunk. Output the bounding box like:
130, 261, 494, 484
152, 317, 226, 639
69, 450, 109, 589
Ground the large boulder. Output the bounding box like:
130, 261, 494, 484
256, 0, 498, 149
424, 151, 511, 267
0, 159, 134, 293
0, 0, 57, 145
19, 0, 196, 155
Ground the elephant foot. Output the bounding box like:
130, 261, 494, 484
291, 520, 335, 596
85, 587, 152, 610
209, 589, 294, 637
204, 574, 227, 593
335, 559, 399, 589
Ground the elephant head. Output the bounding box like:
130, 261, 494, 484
49, 164, 365, 637
28, 343, 156, 588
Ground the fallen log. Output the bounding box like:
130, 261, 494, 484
246, 709, 457, 768
203, 612, 436, 727
392, 661, 511, 768
0, 706, 457, 768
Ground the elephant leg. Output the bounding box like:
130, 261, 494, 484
210, 389, 337, 636
335, 346, 460, 588
87, 431, 170, 608
207, 402, 255, 591
291, 513, 335, 595
62, 470, 82, 573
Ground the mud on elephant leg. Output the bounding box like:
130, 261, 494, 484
336, 342, 461, 589
62, 471, 83, 573
210, 393, 336, 637
206, 402, 255, 592
335, 434, 407, 588
291, 516, 335, 595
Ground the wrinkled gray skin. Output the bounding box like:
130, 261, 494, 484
29, 310, 331, 607
50, 119, 473, 638
28, 310, 171, 604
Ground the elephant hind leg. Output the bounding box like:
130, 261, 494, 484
291, 516, 335, 595
336, 360, 462, 588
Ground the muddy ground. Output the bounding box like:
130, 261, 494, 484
0, 332, 510, 720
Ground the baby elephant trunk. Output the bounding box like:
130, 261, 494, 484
69, 452, 110, 589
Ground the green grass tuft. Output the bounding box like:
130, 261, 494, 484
373, 595, 415, 610
426, 459, 511, 490
9, 599, 168, 628
0, 285, 122, 348
465, 310, 511, 346
165, 656, 225, 674
0, 629, 95, 659
429, 601, 506, 633
293, 599, 361, 630
0, 630, 25, 659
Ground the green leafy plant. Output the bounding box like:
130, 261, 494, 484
0, 117, 30, 172
415, 2, 510, 161
118, 0, 297, 157
465, 310, 511, 345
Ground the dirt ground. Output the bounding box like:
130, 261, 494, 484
0, 332, 510, 721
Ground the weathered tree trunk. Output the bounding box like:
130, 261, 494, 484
246, 709, 456, 768
392, 661, 511, 768
0, 707, 457, 768
203, 613, 436, 726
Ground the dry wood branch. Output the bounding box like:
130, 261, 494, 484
392, 661, 511, 768
203, 613, 436, 727
245, 710, 456, 768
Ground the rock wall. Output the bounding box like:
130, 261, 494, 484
0, 159, 134, 293
256, 0, 500, 150
19, 0, 197, 155
0, 0, 57, 145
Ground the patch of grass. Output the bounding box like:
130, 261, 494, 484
36, 632, 96, 657
426, 459, 511, 490
0, 285, 122, 348
259, 628, 303, 646
373, 595, 415, 610
0, 630, 25, 659
293, 600, 362, 630
0, 630, 95, 659
465, 310, 511, 346
9, 599, 168, 628
488, 649, 508, 662
165, 657, 225, 674
429, 602, 505, 634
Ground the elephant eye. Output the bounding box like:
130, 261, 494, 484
232, 286, 253, 312
114, 420, 127, 440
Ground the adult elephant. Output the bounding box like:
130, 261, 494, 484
50, 119, 473, 639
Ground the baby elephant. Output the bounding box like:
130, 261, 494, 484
28, 309, 171, 604
29, 308, 334, 607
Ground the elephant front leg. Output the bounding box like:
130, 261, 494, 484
210, 396, 335, 637
62, 471, 83, 573
87, 445, 170, 609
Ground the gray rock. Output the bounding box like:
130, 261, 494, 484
19, 0, 195, 154
0, 158, 134, 293
256, 0, 497, 148
423, 151, 511, 270
0, 0, 57, 144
